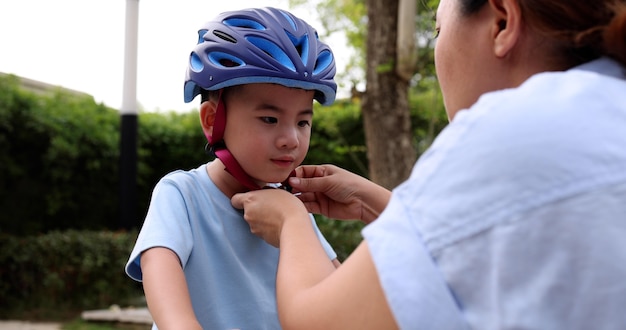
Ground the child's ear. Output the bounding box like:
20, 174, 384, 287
199, 99, 217, 139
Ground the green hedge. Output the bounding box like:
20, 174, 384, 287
0, 74, 373, 235
0, 230, 142, 319
0, 227, 359, 320
0, 75, 122, 234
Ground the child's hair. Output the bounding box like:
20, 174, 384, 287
199, 89, 214, 104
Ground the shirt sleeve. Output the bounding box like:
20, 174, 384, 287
310, 214, 338, 261
362, 196, 468, 329
125, 179, 195, 282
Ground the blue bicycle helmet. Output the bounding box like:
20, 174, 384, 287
184, 7, 337, 105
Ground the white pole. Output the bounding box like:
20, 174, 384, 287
396, 0, 417, 81
121, 0, 139, 114
120, 0, 139, 229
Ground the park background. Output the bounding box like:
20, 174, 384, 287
0, 0, 446, 328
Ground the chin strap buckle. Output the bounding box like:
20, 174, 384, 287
263, 170, 296, 192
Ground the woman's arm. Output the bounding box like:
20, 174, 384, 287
232, 189, 397, 329
278, 239, 397, 329
141, 247, 202, 330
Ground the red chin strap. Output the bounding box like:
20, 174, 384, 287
215, 149, 262, 191
208, 90, 294, 192
208, 90, 262, 191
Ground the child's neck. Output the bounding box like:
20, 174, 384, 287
206, 159, 258, 197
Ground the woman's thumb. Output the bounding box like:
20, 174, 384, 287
230, 192, 245, 209
289, 176, 317, 192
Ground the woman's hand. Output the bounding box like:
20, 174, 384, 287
289, 165, 392, 223
231, 188, 310, 248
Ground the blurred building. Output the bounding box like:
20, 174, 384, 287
0, 72, 90, 99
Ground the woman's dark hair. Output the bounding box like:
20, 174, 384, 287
459, 0, 488, 15
458, 0, 626, 67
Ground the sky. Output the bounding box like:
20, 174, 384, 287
0, 0, 348, 113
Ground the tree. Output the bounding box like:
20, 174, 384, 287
361, 0, 417, 189
290, 0, 440, 189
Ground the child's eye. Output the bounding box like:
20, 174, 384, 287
261, 117, 278, 124
298, 120, 311, 127
434, 27, 440, 39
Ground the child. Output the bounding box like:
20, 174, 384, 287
125, 7, 340, 330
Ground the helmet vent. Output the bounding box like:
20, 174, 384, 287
213, 30, 237, 43
313, 50, 333, 75
197, 29, 209, 44
208, 52, 245, 68
223, 18, 266, 30
279, 11, 297, 30
219, 59, 240, 67
246, 36, 296, 72
286, 32, 309, 64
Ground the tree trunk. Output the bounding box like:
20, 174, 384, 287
362, 0, 416, 189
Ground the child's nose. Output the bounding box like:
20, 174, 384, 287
277, 127, 299, 149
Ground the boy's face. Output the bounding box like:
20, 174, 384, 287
223, 83, 315, 185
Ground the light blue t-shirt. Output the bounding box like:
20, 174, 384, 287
363, 57, 626, 329
126, 163, 337, 330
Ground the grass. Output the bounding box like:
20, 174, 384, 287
62, 318, 150, 330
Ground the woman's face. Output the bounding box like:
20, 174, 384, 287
435, 0, 500, 120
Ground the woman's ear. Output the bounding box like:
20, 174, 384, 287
488, 0, 522, 58
199, 99, 217, 139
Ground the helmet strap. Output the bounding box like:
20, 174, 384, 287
215, 148, 262, 191
208, 89, 262, 191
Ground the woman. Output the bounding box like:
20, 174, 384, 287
231, 0, 626, 328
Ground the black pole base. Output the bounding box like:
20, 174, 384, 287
120, 114, 138, 230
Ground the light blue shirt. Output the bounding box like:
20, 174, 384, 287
363, 57, 626, 329
126, 163, 337, 330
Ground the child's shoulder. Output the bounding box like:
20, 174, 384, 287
159, 164, 209, 187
